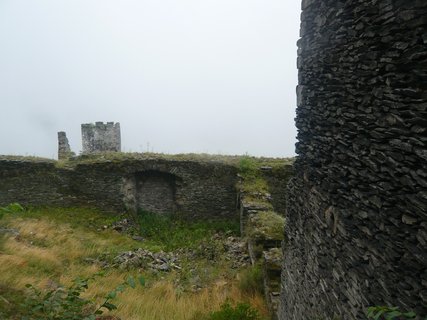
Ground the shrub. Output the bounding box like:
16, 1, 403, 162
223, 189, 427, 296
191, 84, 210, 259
19, 273, 144, 320
208, 302, 261, 320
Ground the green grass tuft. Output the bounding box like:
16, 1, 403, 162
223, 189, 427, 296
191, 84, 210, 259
207, 301, 263, 320
137, 210, 239, 251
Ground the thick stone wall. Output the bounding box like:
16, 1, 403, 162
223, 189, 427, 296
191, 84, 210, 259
0, 160, 72, 207
280, 1, 427, 319
0, 158, 238, 219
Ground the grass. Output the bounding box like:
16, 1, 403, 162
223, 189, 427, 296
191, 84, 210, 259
0, 207, 269, 319
1, 152, 294, 171
238, 156, 287, 242
246, 211, 285, 241
237, 265, 264, 296
241, 177, 270, 195
0, 155, 54, 162
208, 301, 262, 320
137, 210, 240, 251
61, 152, 293, 166
238, 155, 288, 196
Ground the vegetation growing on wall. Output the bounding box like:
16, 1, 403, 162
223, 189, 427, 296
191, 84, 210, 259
52, 151, 293, 169
246, 211, 285, 241
236, 155, 292, 319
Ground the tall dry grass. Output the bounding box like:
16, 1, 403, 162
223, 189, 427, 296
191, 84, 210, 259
0, 212, 269, 319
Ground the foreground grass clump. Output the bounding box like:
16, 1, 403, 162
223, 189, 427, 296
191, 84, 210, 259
21, 273, 144, 320
208, 302, 262, 320
0, 206, 268, 319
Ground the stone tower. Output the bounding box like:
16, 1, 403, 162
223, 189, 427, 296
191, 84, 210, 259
57, 131, 73, 160
81, 122, 121, 154
279, 1, 427, 319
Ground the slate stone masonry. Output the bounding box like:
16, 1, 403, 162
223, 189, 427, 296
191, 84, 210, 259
57, 132, 73, 160
280, 0, 427, 319
81, 122, 121, 153
0, 157, 238, 219
135, 171, 178, 214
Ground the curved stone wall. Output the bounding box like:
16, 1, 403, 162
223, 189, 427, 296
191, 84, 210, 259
280, 0, 427, 319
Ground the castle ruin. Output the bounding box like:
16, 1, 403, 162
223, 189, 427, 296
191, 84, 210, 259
56, 122, 121, 159
57, 131, 74, 160
4, 1, 427, 318
81, 122, 121, 153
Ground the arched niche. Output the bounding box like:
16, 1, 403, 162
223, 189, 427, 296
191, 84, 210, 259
134, 170, 179, 214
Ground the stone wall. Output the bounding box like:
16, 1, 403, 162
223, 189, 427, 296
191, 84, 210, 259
81, 122, 121, 153
237, 161, 293, 320
0, 159, 71, 207
262, 166, 294, 215
0, 157, 238, 219
280, 0, 427, 319
135, 171, 178, 214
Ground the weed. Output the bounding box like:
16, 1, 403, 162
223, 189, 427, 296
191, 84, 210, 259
0, 203, 25, 220
367, 306, 417, 320
19, 273, 144, 320
0, 203, 25, 214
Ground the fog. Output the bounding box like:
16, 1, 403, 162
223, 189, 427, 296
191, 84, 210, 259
0, 0, 300, 159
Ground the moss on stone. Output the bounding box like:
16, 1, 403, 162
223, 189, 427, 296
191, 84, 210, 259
263, 247, 283, 271
57, 152, 294, 169
246, 211, 285, 241
237, 155, 293, 201
1, 152, 294, 172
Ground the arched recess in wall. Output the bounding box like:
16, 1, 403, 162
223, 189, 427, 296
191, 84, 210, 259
134, 170, 180, 214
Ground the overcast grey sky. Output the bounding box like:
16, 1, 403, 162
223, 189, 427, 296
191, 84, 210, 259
0, 0, 300, 159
